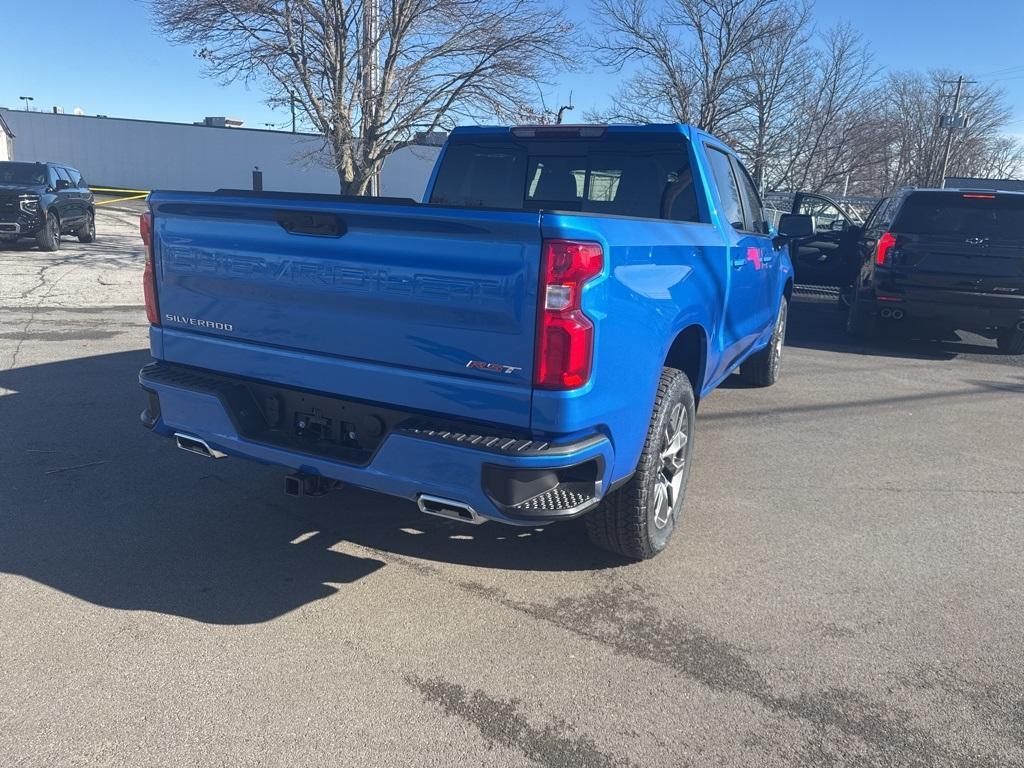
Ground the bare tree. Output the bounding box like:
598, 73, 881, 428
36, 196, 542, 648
154, 0, 574, 194
589, 0, 801, 134
875, 70, 1020, 191
729, 0, 812, 190
769, 23, 879, 194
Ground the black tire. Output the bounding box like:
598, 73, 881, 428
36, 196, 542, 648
740, 297, 787, 387
77, 210, 96, 243
585, 368, 695, 560
837, 286, 852, 310
846, 291, 875, 340
36, 211, 60, 252
996, 327, 1024, 355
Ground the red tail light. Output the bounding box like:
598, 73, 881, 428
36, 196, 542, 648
140, 211, 160, 325
875, 231, 896, 266
534, 239, 603, 389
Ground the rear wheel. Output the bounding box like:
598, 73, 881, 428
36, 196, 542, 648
77, 210, 96, 243
996, 326, 1024, 355
585, 368, 695, 560
740, 297, 787, 386
846, 291, 875, 340
36, 211, 60, 252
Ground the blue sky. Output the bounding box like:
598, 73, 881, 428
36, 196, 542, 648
4, 0, 1024, 132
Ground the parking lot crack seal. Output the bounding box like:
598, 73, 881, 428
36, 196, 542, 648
406, 674, 642, 768
382, 558, 1007, 766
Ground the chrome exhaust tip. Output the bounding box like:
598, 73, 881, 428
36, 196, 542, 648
417, 494, 486, 525
880, 308, 893, 319
174, 432, 226, 459
891, 309, 905, 320
1016, 320, 1024, 332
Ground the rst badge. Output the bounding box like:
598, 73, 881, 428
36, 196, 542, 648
466, 360, 522, 375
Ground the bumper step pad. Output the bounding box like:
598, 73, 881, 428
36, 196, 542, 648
511, 482, 597, 513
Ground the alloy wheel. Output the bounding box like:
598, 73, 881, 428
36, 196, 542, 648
652, 402, 688, 530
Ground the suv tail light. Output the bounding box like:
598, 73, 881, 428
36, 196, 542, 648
874, 231, 896, 266
140, 211, 160, 325
534, 239, 603, 389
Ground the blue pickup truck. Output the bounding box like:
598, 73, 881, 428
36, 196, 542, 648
138, 124, 807, 559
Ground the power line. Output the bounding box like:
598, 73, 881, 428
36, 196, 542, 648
975, 64, 1024, 77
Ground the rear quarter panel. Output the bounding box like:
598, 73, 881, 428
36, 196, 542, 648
535, 213, 729, 483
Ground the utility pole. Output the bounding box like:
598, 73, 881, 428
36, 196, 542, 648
289, 92, 296, 133
362, 0, 380, 195
938, 75, 974, 188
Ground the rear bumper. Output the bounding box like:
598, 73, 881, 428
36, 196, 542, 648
862, 287, 1024, 329
139, 362, 614, 526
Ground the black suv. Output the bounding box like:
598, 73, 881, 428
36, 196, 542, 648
847, 188, 1024, 354
0, 161, 96, 251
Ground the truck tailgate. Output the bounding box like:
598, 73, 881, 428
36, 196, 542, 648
149, 191, 542, 426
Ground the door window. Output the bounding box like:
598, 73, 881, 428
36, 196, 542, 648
705, 147, 745, 231
797, 195, 849, 233
731, 158, 769, 234
66, 168, 85, 188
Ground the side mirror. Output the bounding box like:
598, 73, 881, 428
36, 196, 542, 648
55, 179, 72, 191
773, 213, 814, 250
778, 213, 814, 237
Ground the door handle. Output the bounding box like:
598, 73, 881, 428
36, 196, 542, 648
731, 257, 746, 269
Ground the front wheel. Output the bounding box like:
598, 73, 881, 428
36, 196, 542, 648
740, 297, 788, 387
996, 326, 1024, 355
585, 368, 695, 560
36, 212, 60, 252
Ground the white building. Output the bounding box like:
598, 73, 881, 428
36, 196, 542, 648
0, 108, 440, 200
0, 112, 13, 161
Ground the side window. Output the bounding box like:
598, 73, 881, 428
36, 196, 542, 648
704, 147, 745, 230
862, 198, 887, 231
876, 196, 901, 230
67, 168, 85, 188
47, 166, 61, 188
731, 158, 768, 234
797, 195, 848, 233
54, 167, 72, 187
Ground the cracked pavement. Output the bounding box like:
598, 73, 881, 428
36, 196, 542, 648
1, 208, 1022, 766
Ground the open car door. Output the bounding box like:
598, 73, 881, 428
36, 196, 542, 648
790, 192, 862, 289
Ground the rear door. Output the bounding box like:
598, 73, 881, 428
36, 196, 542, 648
704, 145, 772, 360
151, 193, 542, 407
890, 191, 1024, 296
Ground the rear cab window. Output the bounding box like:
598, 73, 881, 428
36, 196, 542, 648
893, 191, 1024, 240
429, 136, 701, 222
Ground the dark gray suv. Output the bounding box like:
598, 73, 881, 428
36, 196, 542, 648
0, 161, 96, 251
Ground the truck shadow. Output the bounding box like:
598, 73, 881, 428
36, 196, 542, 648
0, 350, 621, 625
785, 291, 1009, 362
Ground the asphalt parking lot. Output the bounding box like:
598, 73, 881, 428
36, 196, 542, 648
1, 208, 1022, 767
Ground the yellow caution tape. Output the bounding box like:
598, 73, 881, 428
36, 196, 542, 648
95, 193, 149, 205
90, 187, 150, 195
